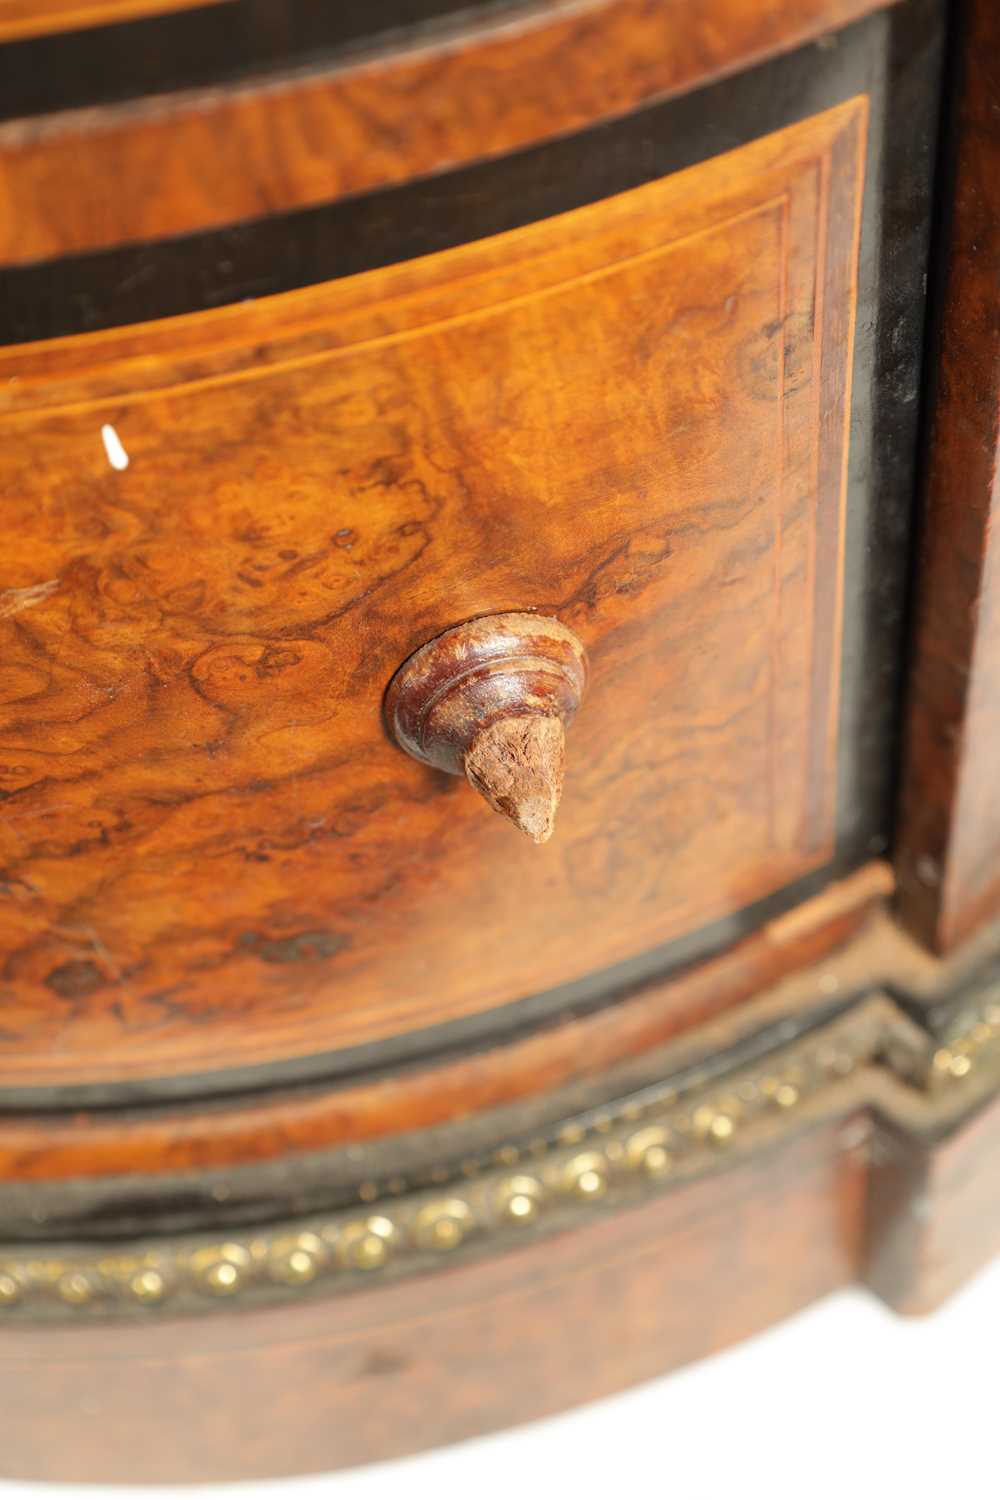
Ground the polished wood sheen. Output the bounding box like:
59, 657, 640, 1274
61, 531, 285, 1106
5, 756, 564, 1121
0, 103, 866, 1087
0, 865, 890, 1182
0, 0, 890, 266
0, 0, 216, 40
896, 0, 1000, 953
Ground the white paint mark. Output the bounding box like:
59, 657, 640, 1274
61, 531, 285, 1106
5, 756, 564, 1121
0, 578, 60, 618
101, 423, 129, 470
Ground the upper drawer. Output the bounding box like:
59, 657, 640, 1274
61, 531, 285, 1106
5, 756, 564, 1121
0, 103, 869, 1088
0, 0, 890, 270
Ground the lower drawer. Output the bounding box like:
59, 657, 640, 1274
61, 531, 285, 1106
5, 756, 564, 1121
0, 100, 866, 1088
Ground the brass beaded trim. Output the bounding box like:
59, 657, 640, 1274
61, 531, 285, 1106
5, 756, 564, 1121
1, 990, 998, 1320
926, 984, 1000, 1088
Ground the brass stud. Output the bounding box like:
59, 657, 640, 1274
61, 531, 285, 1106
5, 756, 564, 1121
625, 1126, 673, 1178
192, 1242, 251, 1297
57, 1271, 95, 1306
0, 1272, 20, 1306
496, 1175, 544, 1225
347, 1234, 387, 1271
338, 1217, 396, 1271
269, 1233, 324, 1286
206, 1262, 240, 1295
563, 1152, 608, 1200
933, 1047, 972, 1080
354, 1236, 389, 1270
693, 1105, 736, 1145
129, 1269, 166, 1304
774, 1083, 800, 1110
413, 1199, 474, 1252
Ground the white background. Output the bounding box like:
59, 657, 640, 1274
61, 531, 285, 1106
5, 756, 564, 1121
3, 1254, 996, 1500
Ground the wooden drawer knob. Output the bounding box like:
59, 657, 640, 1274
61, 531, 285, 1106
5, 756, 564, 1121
384, 613, 587, 843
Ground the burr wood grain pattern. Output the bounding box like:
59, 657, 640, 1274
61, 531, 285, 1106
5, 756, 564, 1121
0, 0, 891, 266
0, 864, 890, 1184
0, 103, 866, 1088
896, 0, 1000, 954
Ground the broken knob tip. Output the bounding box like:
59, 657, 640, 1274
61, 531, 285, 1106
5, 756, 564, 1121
464, 715, 565, 844
384, 612, 586, 843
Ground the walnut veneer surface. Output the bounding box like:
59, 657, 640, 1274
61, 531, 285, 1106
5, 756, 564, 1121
0, 103, 865, 1087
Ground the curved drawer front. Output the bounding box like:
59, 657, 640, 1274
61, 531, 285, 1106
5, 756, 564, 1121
0, 101, 866, 1087
0, 0, 884, 264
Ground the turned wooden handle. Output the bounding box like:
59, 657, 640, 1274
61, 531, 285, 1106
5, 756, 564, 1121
384, 613, 588, 843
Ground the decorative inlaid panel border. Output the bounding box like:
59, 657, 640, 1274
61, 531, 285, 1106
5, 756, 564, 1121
2, 977, 999, 1321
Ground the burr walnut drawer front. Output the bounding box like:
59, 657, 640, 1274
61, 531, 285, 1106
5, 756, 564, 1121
0, 100, 866, 1089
